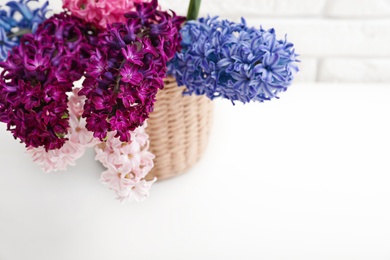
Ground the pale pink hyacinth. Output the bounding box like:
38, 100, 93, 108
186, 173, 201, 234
26, 89, 99, 172
62, 0, 143, 28
26, 141, 85, 172
26, 88, 156, 202
96, 125, 156, 203
68, 88, 84, 118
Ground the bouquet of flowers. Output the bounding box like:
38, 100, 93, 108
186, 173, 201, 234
0, 0, 299, 203
0, 0, 184, 202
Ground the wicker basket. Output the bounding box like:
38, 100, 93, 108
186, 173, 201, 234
145, 76, 213, 180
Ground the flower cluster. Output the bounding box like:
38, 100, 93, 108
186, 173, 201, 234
168, 16, 299, 104
26, 87, 156, 202
0, 12, 101, 150
0, 0, 49, 60
0, 0, 191, 203
80, 0, 185, 142
26, 88, 99, 172
96, 125, 155, 202
62, 0, 142, 29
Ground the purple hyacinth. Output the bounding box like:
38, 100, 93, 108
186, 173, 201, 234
168, 16, 299, 104
0, 12, 101, 150
80, 0, 185, 142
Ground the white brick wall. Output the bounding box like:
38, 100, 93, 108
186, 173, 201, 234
160, 0, 390, 83
46, 0, 390, 83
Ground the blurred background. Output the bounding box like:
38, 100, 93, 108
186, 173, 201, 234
159, 0, 390, 83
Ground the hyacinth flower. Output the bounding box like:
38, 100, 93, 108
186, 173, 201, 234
0, 0, 49, 60
78, 0, 183, 202
0, 27, 18, 60
80, 0, 185, 142
0, 0, 181, 203
62, 0, 143, 29
96, 124, 155, 203
24, 87, 156, 202
26, 88, 99, 172
168, 16, 299, 104
0, 12, 102, 150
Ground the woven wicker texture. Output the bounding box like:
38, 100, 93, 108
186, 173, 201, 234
145, 76, 213, 180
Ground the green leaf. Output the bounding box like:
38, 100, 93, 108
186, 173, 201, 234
55, 132, 66, 138
61, 113, 69, 119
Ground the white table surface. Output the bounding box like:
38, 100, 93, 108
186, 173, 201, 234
0, 83, 390, 260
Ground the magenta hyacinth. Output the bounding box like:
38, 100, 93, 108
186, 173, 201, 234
0, 12, 101, 150
80, 0, 185, 142
0, 0, 185, 150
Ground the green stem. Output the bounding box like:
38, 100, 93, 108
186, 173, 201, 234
114, 59, 127, 92
187, 0, 202, 21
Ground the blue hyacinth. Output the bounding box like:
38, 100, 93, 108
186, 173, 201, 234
0, 0, 49, 61
168, 16, 299, 104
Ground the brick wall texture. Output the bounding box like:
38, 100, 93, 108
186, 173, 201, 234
50, 0, 390, 83
160, 0, 390, 83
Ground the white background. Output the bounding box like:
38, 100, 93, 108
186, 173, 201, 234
1, 83, 390, 259
1, 0, 390, 259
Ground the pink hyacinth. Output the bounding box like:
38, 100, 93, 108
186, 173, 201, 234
26, 89, 99, 172
26, 141, 86, 173
25, 87, 156, 203
68, 88, 85, 118
62, 0, 143, 28
96, 127, 155, 203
